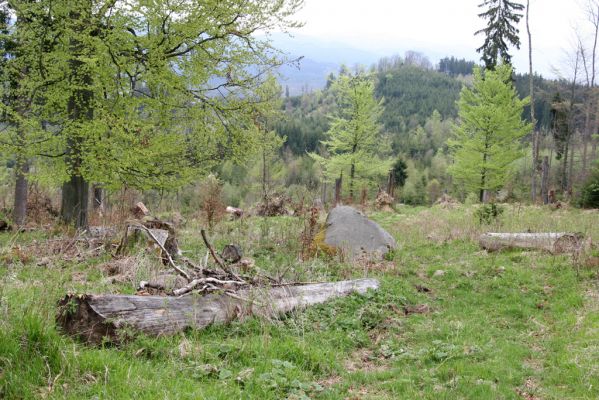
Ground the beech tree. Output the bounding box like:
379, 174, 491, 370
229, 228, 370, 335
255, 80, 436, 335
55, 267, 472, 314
311, 73, 391, 201
449, 64, 532, 201
475, 0, 525, 69
1, 0, 303, 228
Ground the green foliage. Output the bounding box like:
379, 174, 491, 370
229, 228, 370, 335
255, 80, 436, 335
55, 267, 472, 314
474, 202, 504, 224
579, 162, 599, 208
310, 73, 392, 198
376, 66, 462, 129
438, 56, 477, 76
475, 0, 525, 69
0, 0, 303, 195
448, 64, 532, 199
392, 158, 408, 188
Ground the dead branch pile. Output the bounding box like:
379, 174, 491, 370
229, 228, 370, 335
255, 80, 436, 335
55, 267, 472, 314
57, 223, 381, 343
434, 193, 460, 209
256, 194, 291, 216
375, 190, 394, 210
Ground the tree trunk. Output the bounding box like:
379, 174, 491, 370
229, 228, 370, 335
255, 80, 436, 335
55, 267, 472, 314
334, 173, 342, 206
479, 232, 584, 254
387, 169, 395, 198
12, 157, 29, 227
527, 0, 539, 203
92, 185, 103, 211
321, 181, 327, 206
61, 6, 93, 229
57, 278, 380, 344
568, 140, 575, 194
561, 137, 570, 193
349, 162, 355, 202
541, 156, 549, 205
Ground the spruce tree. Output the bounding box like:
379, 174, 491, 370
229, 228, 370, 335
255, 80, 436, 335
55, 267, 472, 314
475, 0, 525, 69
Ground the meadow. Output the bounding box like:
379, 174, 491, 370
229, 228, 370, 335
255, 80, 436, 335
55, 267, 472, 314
1, 204, 598, 399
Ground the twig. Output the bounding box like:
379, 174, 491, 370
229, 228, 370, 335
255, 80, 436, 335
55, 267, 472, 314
200, 229, 226, 268
200, 229, 245, 282
225, 290, 265, 307
135, 224, 191, 281
173, 277, 247, 296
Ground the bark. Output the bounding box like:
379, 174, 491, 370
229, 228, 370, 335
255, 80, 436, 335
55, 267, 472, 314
56, 278, 380, 344
541, 156, 549, 205
12, 157, 29, 227
92, 185, 103, 211
387, 169, 395, 198
349, 162, 355, 202
479, 232, 584, 254
334, 173, 342, 206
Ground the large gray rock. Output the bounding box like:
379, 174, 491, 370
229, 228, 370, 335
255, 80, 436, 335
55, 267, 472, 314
324, 206, 397, 260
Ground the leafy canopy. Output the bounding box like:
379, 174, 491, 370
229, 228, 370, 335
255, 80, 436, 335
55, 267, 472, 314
0, 0, 303, 191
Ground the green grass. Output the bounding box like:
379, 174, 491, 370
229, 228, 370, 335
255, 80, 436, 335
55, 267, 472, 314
1, 204, 598, 399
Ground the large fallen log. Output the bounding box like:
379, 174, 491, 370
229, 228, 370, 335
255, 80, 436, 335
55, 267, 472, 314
479, 232, 584, 254
57, 278, 379, 344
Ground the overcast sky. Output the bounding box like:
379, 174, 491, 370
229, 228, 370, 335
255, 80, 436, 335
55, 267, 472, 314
287, 0, 594, 78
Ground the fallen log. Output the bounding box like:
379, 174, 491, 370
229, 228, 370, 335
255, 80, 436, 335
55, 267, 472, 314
479, 232, 584, 254
57, 278, 379, 344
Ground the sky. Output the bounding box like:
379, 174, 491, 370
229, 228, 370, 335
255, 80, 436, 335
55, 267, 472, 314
285, 0, 594, 78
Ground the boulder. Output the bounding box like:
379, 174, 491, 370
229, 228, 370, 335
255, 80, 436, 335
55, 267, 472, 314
323, 206, 397, 260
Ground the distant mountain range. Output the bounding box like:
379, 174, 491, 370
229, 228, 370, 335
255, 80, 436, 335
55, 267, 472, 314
270, 33, 384, 95
269, 33, 464, 95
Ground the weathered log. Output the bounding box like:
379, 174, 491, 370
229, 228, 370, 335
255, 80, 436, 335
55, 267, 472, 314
57, 278, 379, 344
479, 232, 584, 254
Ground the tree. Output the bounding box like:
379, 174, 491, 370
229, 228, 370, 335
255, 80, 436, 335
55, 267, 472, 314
3, 0, 303, 229
448, 64, 532, 202
0, 2, 57, 226
526, 0, 539, 202
310, 73, 391, 201
253, 77, 286, 204
475, 0, 525, 69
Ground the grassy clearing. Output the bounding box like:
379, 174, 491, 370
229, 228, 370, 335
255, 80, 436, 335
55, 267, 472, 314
1, 204, 598, 399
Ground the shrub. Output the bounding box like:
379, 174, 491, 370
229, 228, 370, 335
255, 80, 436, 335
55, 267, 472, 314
579, 163, 599, 208
474, 202, 504, 224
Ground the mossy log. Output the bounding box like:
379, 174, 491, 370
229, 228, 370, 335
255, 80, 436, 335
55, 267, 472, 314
479, 232, 584, 254
57, 278, 379, 344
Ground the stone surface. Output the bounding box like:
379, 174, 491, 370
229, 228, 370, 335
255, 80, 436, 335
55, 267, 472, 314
324, 206, 397, 260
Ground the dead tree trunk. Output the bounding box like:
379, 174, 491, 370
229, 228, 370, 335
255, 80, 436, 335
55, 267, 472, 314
92, 185, 103, 211
541, 156, 549, 205
527, 0, 539, 203
57, 278, 380, 344
387, 169, 395, 198
334, 173, 342, 206
479, 232, 584, 254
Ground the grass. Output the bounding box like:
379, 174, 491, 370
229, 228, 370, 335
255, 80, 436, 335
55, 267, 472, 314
0, 204, 598, 399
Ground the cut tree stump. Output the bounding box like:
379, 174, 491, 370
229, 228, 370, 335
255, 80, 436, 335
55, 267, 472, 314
479, 232, 584, 254
57, 278, 379, 344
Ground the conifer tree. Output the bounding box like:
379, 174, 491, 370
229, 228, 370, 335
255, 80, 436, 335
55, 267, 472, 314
475, 0, 525, 69
310, 73, 391, 201
448, 64, 532, 201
